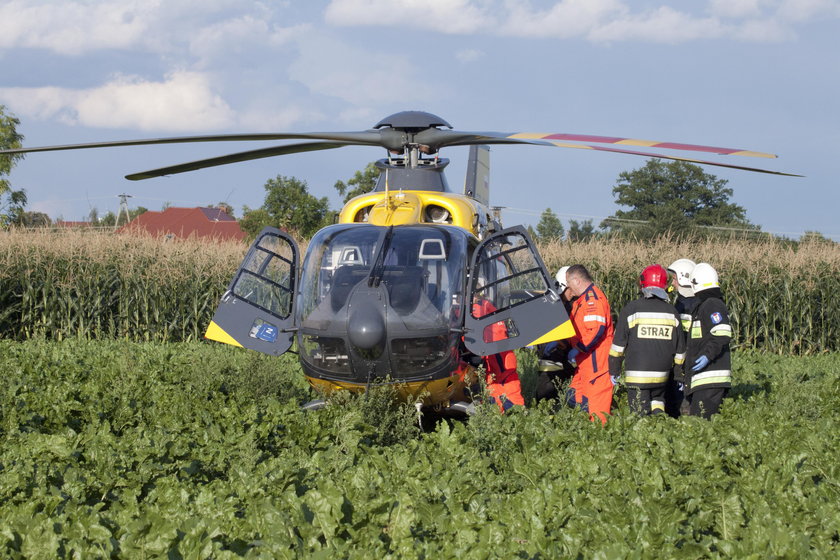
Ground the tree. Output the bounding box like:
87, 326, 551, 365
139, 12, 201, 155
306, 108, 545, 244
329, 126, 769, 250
15, 211, 51, 228
800, 231, 835, 245
238, 208, 273, 241
568, 219, 597, 242
604, 159, 757, 238
334, 162, 380, 204
241, 175, 332, 239
536, 208, 564, 242
0, 105, 27, 227
526, 224, 538, 241
214, 202, 235, 218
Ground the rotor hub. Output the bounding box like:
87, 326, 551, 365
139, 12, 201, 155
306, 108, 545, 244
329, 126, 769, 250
374, 111, 452, 131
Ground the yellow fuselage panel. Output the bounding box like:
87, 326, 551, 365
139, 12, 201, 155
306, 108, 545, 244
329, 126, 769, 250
339, 191, 483, 235
306, 363, 477, 406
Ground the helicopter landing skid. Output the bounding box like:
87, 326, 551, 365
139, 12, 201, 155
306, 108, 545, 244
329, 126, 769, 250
300, 398, 327, 411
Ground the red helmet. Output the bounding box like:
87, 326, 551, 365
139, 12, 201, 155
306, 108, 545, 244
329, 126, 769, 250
640, 264, 668, 289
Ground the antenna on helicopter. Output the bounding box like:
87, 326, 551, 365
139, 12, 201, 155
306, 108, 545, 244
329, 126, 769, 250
490, 205, 505, 228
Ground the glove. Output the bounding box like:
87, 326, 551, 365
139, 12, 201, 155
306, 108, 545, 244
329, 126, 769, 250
610, 375, 619, 385
568, 348, 579, 367
676, 382, 684, 392
691, 355, 710, 372
543, 341, 558, 355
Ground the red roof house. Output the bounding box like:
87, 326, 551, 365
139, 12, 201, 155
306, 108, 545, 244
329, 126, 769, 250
55, 220, 92, 228
119, 207, 246, 242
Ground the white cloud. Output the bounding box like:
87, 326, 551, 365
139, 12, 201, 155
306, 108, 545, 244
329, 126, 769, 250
187, 15, 308, 67
0, 0, 299, 56
776, 0, 840, 22
288, 35, 438, 105
0, 72, 236, 131
324, 0, 840, 43
501, 0, 626, 39
325, 0, 494, 33
589, 6, 727, 43
709, 0, 763, 19
734, 17, 797, 41
0, 0, 162, 55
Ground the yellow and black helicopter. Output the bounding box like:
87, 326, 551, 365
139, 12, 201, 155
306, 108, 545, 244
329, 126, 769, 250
1, 110, 796, 412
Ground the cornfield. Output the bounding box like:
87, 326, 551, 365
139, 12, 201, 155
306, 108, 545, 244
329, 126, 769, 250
1, 229, 838, 353
0, 230, 244, 342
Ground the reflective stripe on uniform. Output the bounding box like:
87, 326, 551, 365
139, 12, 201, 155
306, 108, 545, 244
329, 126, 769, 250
584, 314, 607, 324
690, 369, 731, 388
680, 314, 692, 331
609, 343, 625, 357
539, 359, 563, 373
710, 324, 732, 337
625, 370, 669, 384
674, 352, 686, 365
651, 400, 665, 412
691, 320, 702, 339
627, 311, 680, 329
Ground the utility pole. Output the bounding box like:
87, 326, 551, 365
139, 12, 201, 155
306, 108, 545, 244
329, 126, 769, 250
115, 193, 133, 231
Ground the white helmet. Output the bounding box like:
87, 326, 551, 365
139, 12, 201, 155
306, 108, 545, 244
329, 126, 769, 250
555, 266, 570, 291
668, 258, 696, 298
690, 263, 719, 293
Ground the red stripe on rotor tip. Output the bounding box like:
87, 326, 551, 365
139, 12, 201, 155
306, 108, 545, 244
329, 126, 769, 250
653, 142, 740, 155
540, 134, 746, 155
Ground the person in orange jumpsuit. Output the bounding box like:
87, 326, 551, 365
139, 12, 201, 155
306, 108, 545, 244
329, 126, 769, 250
471, 296, 525, 413
564, 264, 615, 423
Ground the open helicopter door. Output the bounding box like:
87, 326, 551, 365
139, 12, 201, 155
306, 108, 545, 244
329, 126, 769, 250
205, 227, 299, 356
464, 225, 576, 356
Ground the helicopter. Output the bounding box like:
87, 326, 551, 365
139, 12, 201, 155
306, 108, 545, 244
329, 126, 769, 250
1, 110, 797, 413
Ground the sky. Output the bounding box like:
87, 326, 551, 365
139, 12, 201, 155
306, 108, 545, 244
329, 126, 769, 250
1, 0, 838, 239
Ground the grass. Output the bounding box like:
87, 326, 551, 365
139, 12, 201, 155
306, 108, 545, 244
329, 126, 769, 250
0, 339, 837, 557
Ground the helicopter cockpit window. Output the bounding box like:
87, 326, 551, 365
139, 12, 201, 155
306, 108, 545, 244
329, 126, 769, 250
298, 226, 381, 320
231, 233, 295, 318
470, 232, 548, 328
376, 229, 464, 317
297, 224, 467, 326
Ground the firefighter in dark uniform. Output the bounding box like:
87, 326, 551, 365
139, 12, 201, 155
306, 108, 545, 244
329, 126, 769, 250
534, 266, 576, 406
683, 262, 732, 419
665, 258, 697, 417
609, 264, 686, 415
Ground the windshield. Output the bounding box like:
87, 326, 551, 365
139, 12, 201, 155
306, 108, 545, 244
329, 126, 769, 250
297, 224, 468, 324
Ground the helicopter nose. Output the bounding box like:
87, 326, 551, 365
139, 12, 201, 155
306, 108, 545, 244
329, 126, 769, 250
348, 301, 386, 350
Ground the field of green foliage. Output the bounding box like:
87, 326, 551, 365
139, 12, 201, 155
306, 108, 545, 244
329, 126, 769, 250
1, 339, 838, 558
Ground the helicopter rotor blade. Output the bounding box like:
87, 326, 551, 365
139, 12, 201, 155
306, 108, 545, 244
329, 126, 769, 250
506, 132, 776, 158
0, 131, 385, 156
538, 140, 801, 177
437, 131, 778, 159
0, 106, 797, 177
125, 141, 362, 180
